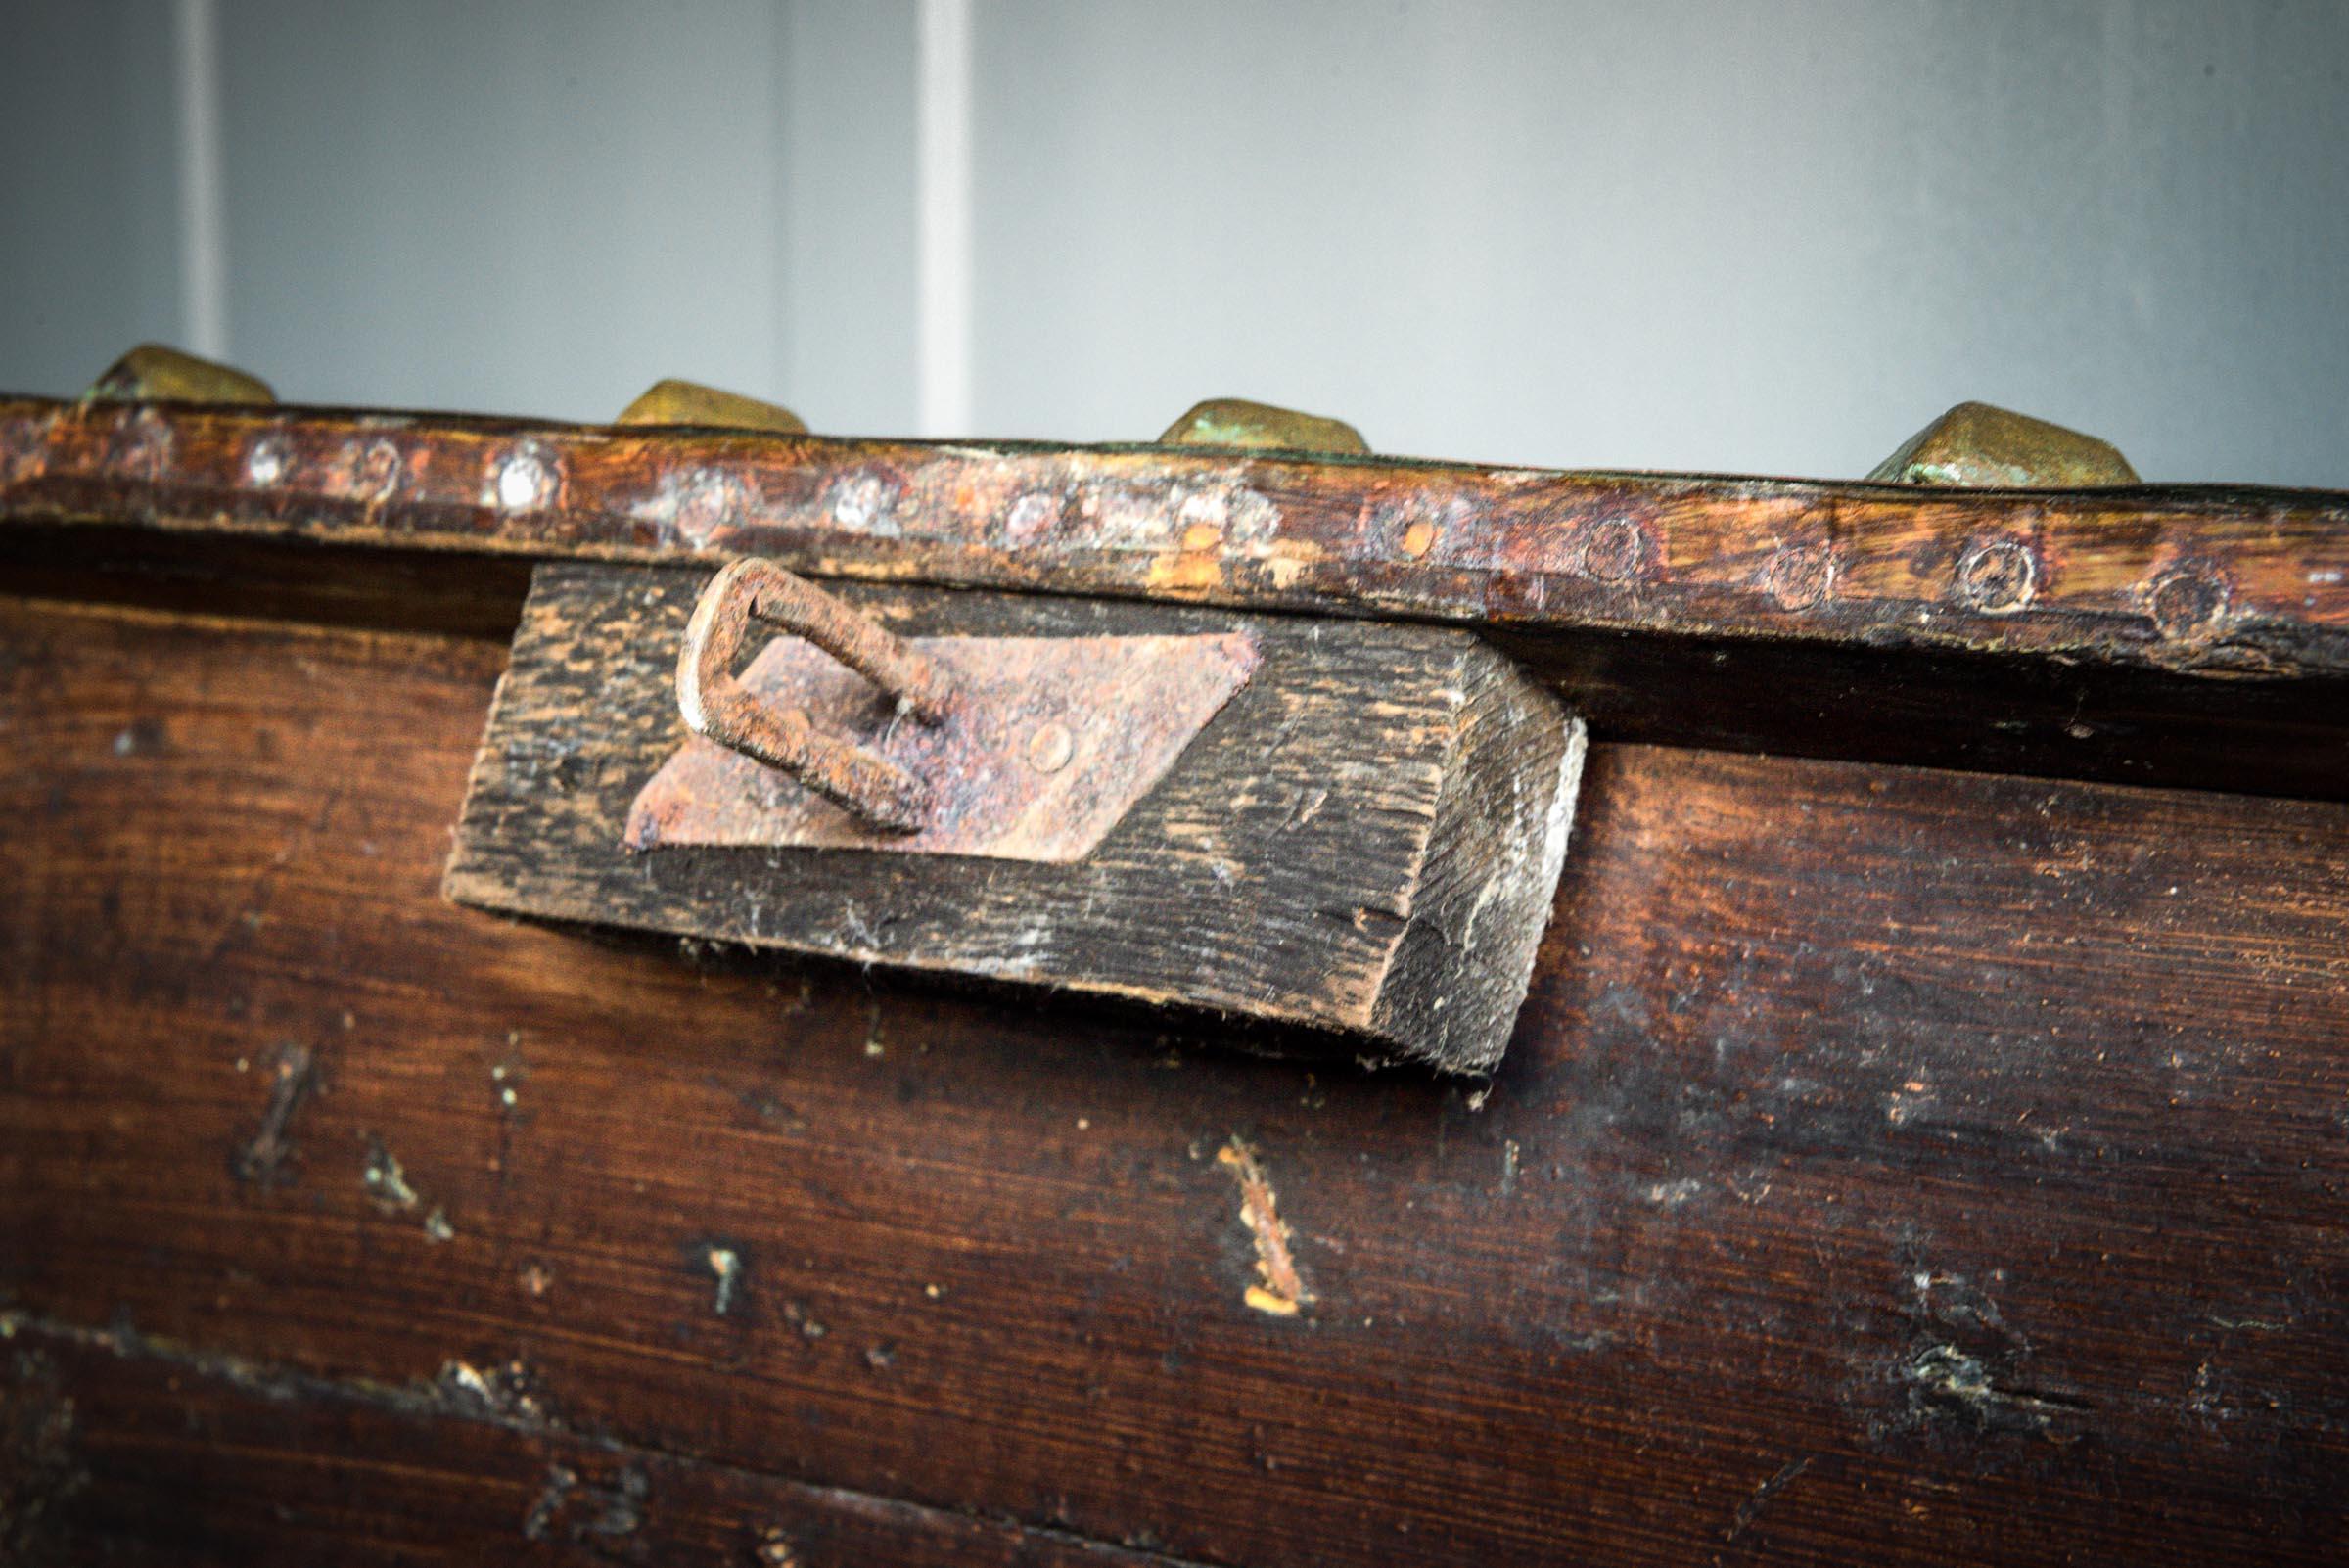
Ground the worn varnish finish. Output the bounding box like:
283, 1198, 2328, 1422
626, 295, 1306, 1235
5, 398, 2346, 685
1, 1331, 1177, 1567
3, 595, 2343, 1564
9, 398, 2349, 801
448, 566, 1581, 1073
14, 393, 2349, 670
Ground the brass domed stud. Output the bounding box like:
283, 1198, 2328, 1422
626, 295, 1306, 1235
1156, 397, 1369, 456
86, 345, 274, 406
1868, 401, 2138, 487
616, 379, 807, 435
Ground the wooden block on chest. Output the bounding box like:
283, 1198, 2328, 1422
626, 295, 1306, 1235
445, 564, 1585, 1072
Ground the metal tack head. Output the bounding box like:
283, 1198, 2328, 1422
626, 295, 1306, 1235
86, 345, 275, 406
616, 380, 808, 435
1867, 401, 2139, 488
674, 560, 954, 834
1157, 397, 1370, 456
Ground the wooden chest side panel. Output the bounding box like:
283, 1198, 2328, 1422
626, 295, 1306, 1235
0, 1332, 1172, 1568
1, 596, 2344, 1566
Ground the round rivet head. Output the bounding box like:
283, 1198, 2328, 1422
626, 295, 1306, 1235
357, 438, 404, 498
670, 469, 745, 548
1027, 721, 1075, 774
1004, 489, 1060, 545
244, 436, 289, 486
2146, 567, 2230, 641
1581, 519, 1646, 582
496, 450, 552, 511
1767, 544, 1836, 611
828, 468, 901, 533
1955, 537, 2039, 614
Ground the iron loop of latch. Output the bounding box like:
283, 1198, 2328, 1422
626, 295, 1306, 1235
675, 558, 958, 833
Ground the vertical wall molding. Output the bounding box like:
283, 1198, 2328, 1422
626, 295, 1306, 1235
173, 0, 229, 358
915, 0, 974, 436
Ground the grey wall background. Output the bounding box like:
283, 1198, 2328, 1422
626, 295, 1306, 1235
3, 0, 2344, 485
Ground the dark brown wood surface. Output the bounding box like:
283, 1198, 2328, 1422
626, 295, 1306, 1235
2, 1329, 1173, 1567
4, 593, 2343, 1564
7, 395, 2349, 804
448, 566, 1580, 1073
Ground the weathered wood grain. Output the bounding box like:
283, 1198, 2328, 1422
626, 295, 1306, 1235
3, 595, 2344, 1565
0, 1326, 1193, 1568
446, 565, 1580, 1073
5, 397, 2345, 686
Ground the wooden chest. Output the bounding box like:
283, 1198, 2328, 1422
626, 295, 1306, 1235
2, 374, 2343, 1565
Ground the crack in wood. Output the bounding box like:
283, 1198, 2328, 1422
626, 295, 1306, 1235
1723, 1455, 1813, 1545
230, 1041, 318, 1187
1218, 1138, 1311, 1316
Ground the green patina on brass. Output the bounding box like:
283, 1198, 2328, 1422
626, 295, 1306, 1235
1157, 397, 1369, 456
1869, 401, 2138, 488
617, 379, 807, 436
86, 345, 275, 406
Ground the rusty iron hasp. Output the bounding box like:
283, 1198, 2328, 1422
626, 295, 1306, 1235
673, 558, 955, 832
628, 561, 1260, 862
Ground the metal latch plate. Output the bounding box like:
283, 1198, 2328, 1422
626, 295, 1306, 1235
625, 630, 1258, 862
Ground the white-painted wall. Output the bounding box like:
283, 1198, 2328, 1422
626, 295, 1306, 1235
3, 1, 2344, 484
